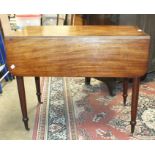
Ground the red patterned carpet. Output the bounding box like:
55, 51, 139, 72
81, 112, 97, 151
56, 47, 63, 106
33, 73, 155, 140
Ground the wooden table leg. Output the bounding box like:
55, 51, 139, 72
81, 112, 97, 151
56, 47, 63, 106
123, 78, 128, 106
85, 77, 91, 85
104, 78, 116, 96
16, 76, 29, 130
130, 77, 140, 134
35, 77, 42, 104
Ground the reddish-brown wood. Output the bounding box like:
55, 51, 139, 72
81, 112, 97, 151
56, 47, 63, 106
35, 77, 42, 104
130, 77, 140, 133
5, 26, 150, 78
5, 37, 150, 77
16, 76, 29, 130
123, 78, 128, 106
2, 25, 150, 133
4, 26, 149, 37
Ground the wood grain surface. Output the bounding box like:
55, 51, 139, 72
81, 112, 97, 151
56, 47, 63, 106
5, 32, 150, 77
5, 26, 149, 37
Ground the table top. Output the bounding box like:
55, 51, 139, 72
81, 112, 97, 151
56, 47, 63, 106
4, 25, 150, 77
5, 26, 149, 38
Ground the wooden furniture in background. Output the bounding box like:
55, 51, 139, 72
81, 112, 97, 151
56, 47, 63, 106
82, 14, 119, 25
2, 25, 150, 133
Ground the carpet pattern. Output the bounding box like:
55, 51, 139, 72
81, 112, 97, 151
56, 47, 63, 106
33, 73, 155, 140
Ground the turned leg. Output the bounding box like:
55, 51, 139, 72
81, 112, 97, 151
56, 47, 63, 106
130, 77, 140, 134
16, 76, 29, 130
85, 77, 91, 85
123, 78, 128, 106
35, 77, 42, 104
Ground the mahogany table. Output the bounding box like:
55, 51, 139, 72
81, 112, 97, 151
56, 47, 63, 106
4, 26, 150, 133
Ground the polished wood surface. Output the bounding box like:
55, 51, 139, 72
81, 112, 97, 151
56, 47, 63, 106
123, 78, 128, 106
5, 26, 149, 37
130, 77, 140, 133
16, 76, 29, 130
35, 77, 42, 104
3, 25, 150, 133
5, 26, 150, 77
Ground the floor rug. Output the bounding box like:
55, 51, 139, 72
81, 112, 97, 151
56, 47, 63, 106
33, 73, 155, 140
